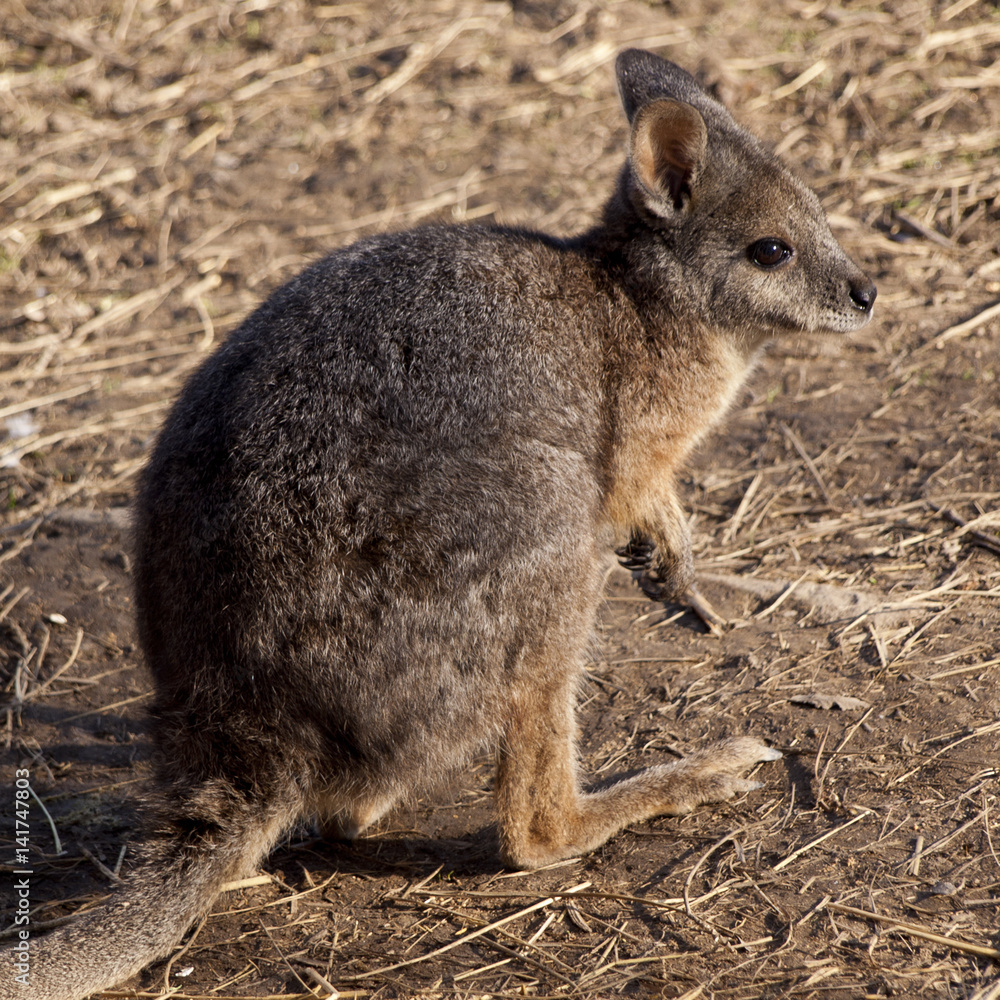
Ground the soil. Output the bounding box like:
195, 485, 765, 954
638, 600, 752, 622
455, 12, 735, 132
1, 1, 999, 998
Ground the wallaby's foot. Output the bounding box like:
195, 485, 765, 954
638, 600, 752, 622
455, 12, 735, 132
499, 735, 782, 868
653, 736, 784, 813
496, 661, 782, 868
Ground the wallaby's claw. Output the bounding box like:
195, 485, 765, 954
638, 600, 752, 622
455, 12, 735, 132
615, 535, 655, 571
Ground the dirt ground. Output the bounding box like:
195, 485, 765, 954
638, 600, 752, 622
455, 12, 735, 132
1, 0, 999, 998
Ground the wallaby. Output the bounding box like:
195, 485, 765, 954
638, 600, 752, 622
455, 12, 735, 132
2, 49, 875, 1000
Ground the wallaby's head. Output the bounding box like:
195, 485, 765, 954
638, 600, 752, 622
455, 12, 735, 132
614, 49, 876, 344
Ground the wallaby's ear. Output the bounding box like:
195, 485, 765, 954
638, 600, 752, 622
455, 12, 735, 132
628, 99, 707, 212
616, 48, 707, 124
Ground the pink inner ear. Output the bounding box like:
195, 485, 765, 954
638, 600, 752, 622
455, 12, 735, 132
632, 101, 707, 209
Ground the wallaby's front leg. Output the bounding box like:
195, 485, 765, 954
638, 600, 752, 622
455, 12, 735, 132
495, 661, 780, 869
615, 492, 726, 632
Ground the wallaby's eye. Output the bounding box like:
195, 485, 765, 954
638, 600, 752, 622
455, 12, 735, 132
749, 238, 793, 269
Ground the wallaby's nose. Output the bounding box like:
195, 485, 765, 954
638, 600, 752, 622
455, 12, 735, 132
849, 278, 877, 313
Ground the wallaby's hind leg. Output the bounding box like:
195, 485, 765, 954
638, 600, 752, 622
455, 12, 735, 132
495, 663, 780, 869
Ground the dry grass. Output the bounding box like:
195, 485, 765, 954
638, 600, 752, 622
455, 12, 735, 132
1, 0, 999, 998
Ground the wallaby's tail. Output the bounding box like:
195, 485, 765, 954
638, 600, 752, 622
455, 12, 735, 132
1, 782, 293, 1000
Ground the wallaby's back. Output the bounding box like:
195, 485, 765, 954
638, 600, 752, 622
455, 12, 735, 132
1, 50, 874, 1000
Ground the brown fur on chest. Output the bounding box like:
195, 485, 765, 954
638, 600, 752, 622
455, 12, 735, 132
602, 332, 751, 530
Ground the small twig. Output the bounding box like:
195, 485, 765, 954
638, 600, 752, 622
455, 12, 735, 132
160, 913, 207, 996
747, 57, 829, 110
452, 955, 515, 983
892, 208, 955, 248
813, 726, 830, 804
825, 902, 1000, 960
223, 872, 339, 916
81, 846, 124, 884
62, 691, 153, 723
219, 874, 273, 892
683, 829, 744, 915
893, 720, 1000, 785
968, 978, 1000, 1000
361, 16, 501, 107
833, 706, 876, 758
773, 811, 871, 872
928, 502, 1000, 557
28, 784, 63, 855
303, 967, 340, 998
91, 992, 354, 999
752, 571, 810, 621
907, 807, 988, 862
0, 586, 30, 623
927, 656, 1000, 680
0, 382, 99, 422
984, 791, 999, 871
781, 422, 838, 510
257, 915, 315, 995
19, 628, 84, 703
45, 507, 131, 531
925, 299, 1000, 349
396, 865, 443, 900
350, 882, 590, 979
396, 896, 576, 985
422, 878, 746, 911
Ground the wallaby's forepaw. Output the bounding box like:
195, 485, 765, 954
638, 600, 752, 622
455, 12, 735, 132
634, 563, 681, 602
615, 534, 726, 632
615, 533, 691, 602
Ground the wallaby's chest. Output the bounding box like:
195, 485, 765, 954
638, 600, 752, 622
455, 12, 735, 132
602, 333, 752, 528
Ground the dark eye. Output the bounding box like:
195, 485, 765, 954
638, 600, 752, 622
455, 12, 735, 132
749, 238, 793, 268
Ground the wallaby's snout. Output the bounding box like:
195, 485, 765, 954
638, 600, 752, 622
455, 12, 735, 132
849, 273, 878, 316
819, 226, 877, 331
811, 238, 878, 334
